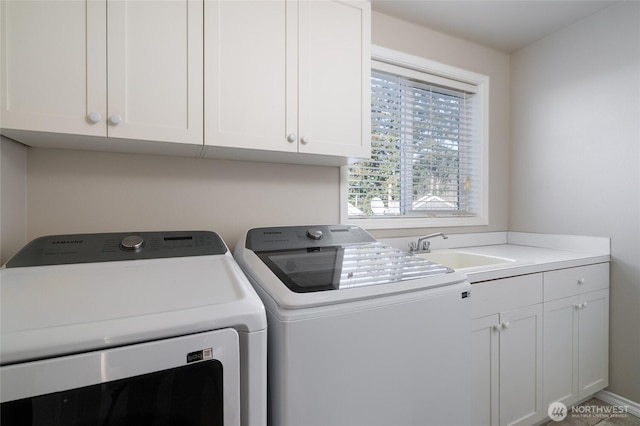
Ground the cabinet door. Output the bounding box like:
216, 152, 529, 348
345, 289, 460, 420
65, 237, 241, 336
578, 289, 609, 399
204, 0, 295, 152
298, 0, 370, 158
472, 315, 500, 426
1, 0, 107, 136
543, 296, 580, 408
499, 304, 543, 426
107, 0, 203, 144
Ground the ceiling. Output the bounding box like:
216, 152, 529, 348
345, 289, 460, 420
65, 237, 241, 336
370, 1, 621, 53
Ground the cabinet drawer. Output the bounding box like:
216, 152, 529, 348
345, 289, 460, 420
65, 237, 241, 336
544, 263, 609, 301
472, 273, 543, 319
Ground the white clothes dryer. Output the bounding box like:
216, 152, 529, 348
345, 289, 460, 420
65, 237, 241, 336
1, 231, 267, 426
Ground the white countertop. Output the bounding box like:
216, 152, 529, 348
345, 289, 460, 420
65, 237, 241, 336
380, 232, 610, 283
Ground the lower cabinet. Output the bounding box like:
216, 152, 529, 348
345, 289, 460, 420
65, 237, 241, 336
543, 264, 609, 409
472, 263, 610, 426
472, 305, 543, 426
471, 274, 544, 426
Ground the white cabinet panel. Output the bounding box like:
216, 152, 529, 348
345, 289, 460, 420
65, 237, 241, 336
298, 0, 369, 157
578, 289, 609, 398
204, 0, 293, 152
544, 263, 609, 301
107, 0, 203, 144
543, 296, 580, 407
472, 314, 500, 426
1, 0, 106, 136
472, 273, 543, 319
499, 304, 543, 426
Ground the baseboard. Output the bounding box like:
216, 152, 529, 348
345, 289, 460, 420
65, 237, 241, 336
596, 390, 640, 418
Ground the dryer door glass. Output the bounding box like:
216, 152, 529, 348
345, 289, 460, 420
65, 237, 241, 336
1, 329, 240, 426
1, 360, 224, 425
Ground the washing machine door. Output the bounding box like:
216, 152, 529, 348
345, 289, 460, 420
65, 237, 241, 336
1, 329, 240, 426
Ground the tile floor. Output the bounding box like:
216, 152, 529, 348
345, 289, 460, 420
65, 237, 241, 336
543, 398, 640, 426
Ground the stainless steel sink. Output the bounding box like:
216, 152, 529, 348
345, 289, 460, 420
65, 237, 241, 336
416, 251, 515, 270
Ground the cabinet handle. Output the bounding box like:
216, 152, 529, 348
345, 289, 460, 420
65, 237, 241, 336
287, 133, 297, 143
87, 112, 101, 124
493, 322, 509, 331
109, 115, 122, 126
582, 301, 588, 309
578, 278, 585, 285
300, 136, 309, 145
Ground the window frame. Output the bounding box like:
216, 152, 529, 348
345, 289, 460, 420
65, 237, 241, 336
340, 45, 490, 230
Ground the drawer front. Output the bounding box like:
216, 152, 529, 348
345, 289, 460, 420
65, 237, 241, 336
544, 263, 609, 301
472, 273, 543, 318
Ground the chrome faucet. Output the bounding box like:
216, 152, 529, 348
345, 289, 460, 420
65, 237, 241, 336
408, 232, 448, 253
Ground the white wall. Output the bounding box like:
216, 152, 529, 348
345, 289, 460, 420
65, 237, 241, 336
0, 137, 27, 264
510, 1, 640, 403
24, 148, 340, 252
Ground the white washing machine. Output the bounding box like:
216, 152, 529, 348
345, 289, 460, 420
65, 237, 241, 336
234, 225, 472, 426
1, 231, 267, 426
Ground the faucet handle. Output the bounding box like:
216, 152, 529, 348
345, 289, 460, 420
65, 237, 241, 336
408, 241, 418, 252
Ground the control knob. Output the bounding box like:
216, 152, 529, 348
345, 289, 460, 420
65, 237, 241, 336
306, 229, 324, 240
120, 235, 145, 251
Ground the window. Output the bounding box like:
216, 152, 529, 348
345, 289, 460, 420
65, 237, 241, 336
341, 46, 488, 229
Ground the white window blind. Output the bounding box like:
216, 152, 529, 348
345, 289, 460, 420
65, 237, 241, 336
347, 63, 480, 220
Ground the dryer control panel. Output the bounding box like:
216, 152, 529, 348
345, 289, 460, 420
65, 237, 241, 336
5, 231, 227, 267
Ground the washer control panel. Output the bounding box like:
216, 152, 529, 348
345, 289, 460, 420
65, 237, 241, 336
246, 225, 376, 252
6, 231, 227, 267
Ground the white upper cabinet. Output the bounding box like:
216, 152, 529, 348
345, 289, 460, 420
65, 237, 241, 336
204, 0, 371, 163
1, 1, 106, 136
204, 0, 292, 152
1, 0, 203, 145
106, 0, 203, 144
2, 0, 369, 163
297, 0, 370, 158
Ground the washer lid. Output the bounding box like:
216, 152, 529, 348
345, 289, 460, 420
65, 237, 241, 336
256, 242, 452, 293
